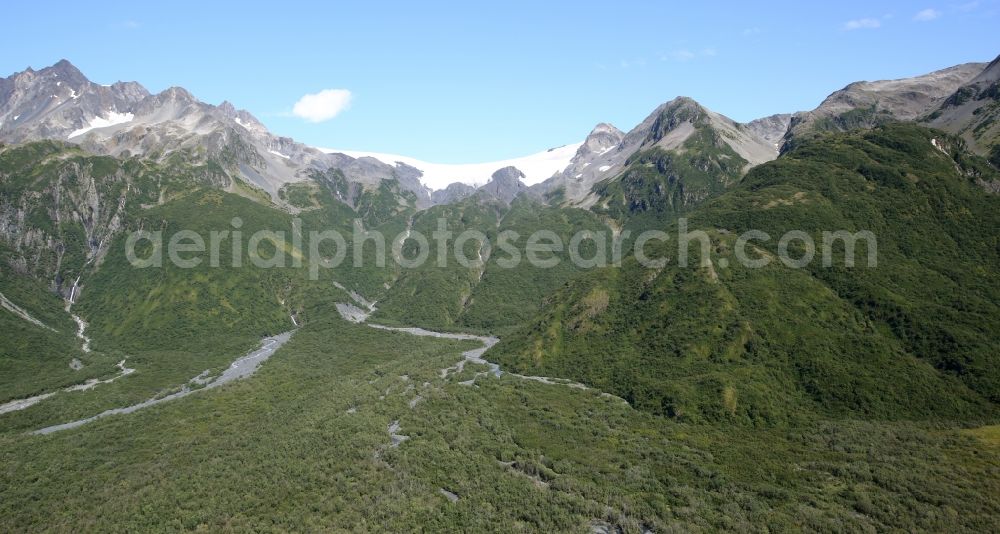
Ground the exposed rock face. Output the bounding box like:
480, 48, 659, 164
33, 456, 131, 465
0, 60, 430, 204
532, 61, 993, 207
531, 123, 625, 203
477, 166, 528, 204
926, 55, 1000, 161
625, 97, 776, 167
745, 113, 792, 148
0, 143, 143, 297
783, 62, 986, 149
390, 163, 431, 208
578, 123, 624, 156
431, 182, 477, 204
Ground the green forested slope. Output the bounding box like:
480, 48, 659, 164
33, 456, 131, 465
1, 125, 999, 532
459, 199, 612, 333
494, 124, 1000, 423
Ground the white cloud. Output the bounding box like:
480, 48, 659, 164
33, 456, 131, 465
669, 50, 696, 61
843, 18, 882, 30
292, 89, 352, 123
913, 8, 942, 21
111, 20, 140, 30
662, 48, 717, 62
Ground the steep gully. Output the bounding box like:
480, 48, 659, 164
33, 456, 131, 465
0, 284, 135, 415
1, 278, 296, 429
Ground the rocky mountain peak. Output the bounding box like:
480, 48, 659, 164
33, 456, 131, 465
47, 59, 85, 76
431, 182, 477, 205
109, 81, 151, 100
9, 59, 84, 89
490, 165, 526, 184
656, 96, 706, 121
620, 96, 709, 149
218, 100, 237, 117
31, 59, 86, 84
537, 94, 779, 207
969, 53, 1000, 85
658, 96, 706, 118
588, 122, 623, 137
159, 86, 197, 103
577, 123, 624, 158
926, 55, 1000, 158
668, 95, 700, 107
479, 166, 528, 204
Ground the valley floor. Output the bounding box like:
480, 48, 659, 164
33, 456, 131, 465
1, 314, 999, 532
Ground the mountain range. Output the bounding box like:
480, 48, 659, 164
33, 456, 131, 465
0, 60, 426, 205
1, 54, 999, 532
5, 57, 996, 214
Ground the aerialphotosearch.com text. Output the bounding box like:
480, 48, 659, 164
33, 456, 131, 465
125, 217, 877, 279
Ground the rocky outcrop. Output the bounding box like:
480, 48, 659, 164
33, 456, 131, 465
745, 113, 792, 148
926, 55, 1000, 160
477, 166, 528, 204
0, 143, 138, 297
783, 62, 986, 150
431, 182, 477, 204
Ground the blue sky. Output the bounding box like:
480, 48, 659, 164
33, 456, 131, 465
2, 0, 998, 162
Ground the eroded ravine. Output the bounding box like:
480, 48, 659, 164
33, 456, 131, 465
0, 293, 127, 415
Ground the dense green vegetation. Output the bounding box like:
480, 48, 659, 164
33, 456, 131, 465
593, 140, 744, 224
0, 142, 187, 399
2, 307, 998, 532
0, 265, 119, 402
1, 124, 999, 531
495, 124, 1000, 424
370, 198, 500, 329
460, 199, 612, 333
811, 105, 897, 136
371, 197, 615, 335
277, 181, 322, 210
78, 190, 296, 353
0, 143, 394, 409
353, 178, 418, 227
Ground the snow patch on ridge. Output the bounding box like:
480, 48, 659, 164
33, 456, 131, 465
68, 111, 134, 138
